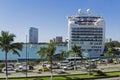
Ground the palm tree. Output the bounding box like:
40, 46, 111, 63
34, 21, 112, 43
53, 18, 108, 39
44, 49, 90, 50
71, 44, 82, 71
53, 53, 61, 62
65, 50, 71, 58
104, 48, 115, 63
0, 31, 23, 80
36, 43, 56, 80
47, 43, 56, 80
59, 49, 66, 62
37, 47, 47, 72
54, 50, 71, 63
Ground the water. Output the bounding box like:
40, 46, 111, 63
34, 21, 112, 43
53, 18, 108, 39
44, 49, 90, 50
0, 45, 68, 60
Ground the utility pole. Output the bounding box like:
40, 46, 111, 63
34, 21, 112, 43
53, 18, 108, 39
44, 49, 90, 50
26, 35, 28, 78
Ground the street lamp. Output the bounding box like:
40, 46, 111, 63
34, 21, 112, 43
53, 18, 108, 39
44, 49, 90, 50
26, 35, 28, 78
28, 44, 32, 65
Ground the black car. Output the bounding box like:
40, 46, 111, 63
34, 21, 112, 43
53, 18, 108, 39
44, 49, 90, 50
85, 63, 97, 69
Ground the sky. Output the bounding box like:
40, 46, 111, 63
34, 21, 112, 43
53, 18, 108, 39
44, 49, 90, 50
0, 0, 120, 42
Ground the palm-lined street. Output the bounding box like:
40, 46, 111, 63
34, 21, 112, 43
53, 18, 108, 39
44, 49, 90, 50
0, 63, 120, 79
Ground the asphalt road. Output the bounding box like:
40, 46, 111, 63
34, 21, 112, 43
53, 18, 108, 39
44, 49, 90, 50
0, 64, 120, 79
0, 69, 87, 78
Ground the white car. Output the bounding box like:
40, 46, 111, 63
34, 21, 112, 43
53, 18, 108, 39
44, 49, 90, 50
2, 66, 14, 72
62, 65, 74, 70
15, 65, 33, 72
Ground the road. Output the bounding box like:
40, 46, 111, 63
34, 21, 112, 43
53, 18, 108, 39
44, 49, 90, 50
0, 63, 120, 79
0, 69, 87, 78
1, 70, 120, 80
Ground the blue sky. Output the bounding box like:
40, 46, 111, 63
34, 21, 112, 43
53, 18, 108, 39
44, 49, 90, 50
0, 0, 120, 42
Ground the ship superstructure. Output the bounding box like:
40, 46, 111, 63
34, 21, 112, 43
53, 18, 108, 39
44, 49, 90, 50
68, 9, 105, 57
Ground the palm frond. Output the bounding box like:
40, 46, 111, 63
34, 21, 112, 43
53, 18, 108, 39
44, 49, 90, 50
0, 31, 23, 56
10, 49, 20, 57
10, 43, 23, 51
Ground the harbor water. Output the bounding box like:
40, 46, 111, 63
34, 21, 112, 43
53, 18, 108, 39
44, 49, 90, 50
0, 45, 68, 61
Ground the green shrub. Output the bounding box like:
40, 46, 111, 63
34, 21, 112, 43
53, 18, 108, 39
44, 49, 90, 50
0, 63, 4, 68
92, 70, 106, 76
28, 62, 36, 66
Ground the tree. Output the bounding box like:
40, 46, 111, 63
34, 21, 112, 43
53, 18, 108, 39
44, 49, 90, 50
71, 44, 82, 71
36, 43, 56, 80
65, 50, 71, 58
47, 43, 56, 80
36, 47, 47, 72
0, 31, 23, 80
105, 41, 120, 49
104, 48, 115, 63
54, 50, 72, 64
53, 53, 61, 62
59, 49, 66, 62
104, 44, 120, 63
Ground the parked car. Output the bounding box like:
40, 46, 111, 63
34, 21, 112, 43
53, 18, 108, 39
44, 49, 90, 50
62, 64, 74, 70
51, 65, 60, 69
98, 60, 106, 64
42, 64, 50, 68
37, 67, 50, 71
2, 66, 14, 71
15, 65, 33, 72
85, 63, 97, 69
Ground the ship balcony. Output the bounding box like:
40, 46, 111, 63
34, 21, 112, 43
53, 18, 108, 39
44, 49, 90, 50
74, 21, 95, 25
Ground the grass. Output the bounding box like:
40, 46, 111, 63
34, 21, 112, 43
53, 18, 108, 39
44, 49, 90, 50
0, 74, 96, 80
106, 71, 120, 76
0, 71, 120, 80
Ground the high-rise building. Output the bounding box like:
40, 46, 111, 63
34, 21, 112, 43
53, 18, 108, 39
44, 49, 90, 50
106, 38, 112, 42
68, 9, 105, 57
29, 27, 38, 43
50, 36, 63, 43
50, 38, 56, 43
56, 36, 63, 43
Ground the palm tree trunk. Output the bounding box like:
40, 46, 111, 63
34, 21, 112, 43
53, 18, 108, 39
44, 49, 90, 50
74, 53, 76, 71
5, 52, 8, 80
50, 58, 53, 80
42, 59, 44, 72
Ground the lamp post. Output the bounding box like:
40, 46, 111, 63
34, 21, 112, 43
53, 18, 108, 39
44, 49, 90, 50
26, 35, 28, 78
28, 44, 32, 65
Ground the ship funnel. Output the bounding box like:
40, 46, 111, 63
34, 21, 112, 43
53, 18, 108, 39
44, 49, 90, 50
78, 9, 82, 14
87, 9, 91, 14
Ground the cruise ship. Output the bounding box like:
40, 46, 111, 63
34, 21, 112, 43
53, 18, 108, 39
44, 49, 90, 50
68, 9, 105, 57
